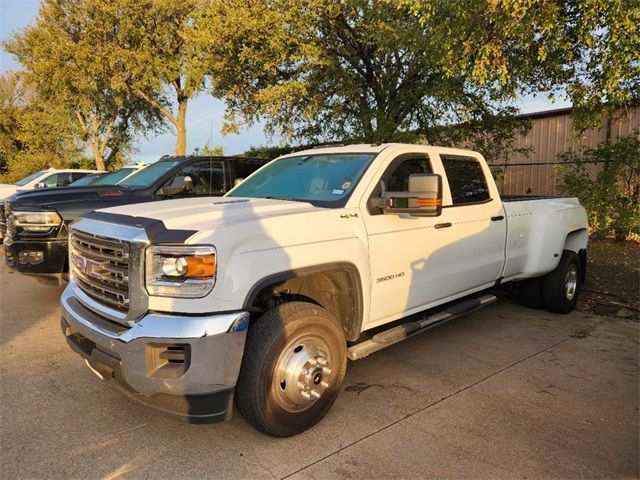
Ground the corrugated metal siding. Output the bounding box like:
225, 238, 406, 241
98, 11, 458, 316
493, 106, 639, 195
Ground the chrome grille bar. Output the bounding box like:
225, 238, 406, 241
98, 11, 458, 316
70, 229, 130, 312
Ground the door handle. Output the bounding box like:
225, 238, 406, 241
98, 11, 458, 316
434, 222, 452, 229
491, 215, 505, 222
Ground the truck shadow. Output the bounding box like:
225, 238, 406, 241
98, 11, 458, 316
0, 262, 65, 346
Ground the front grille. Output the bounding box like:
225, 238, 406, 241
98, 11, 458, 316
4, 203, 15, 242
0, 202, 5, 239
70, 229, 130, 311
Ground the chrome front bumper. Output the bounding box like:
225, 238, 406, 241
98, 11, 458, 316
60, 283, 249, 423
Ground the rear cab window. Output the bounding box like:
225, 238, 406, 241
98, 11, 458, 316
440, 154, 490, 205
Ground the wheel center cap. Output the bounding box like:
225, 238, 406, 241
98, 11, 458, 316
313, 372, 323, 385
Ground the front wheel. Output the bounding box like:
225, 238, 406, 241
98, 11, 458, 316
542, 250, 582, 314
235, 302, 347, 437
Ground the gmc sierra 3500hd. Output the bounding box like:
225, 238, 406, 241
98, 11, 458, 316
60, 144, 588, 437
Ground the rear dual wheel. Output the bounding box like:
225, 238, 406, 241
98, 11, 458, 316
235, 302, 347, 437
542, 250, 581, 314
519, 250, 582, 314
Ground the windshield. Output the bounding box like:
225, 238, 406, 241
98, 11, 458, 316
69, 173, 104, 186
15, 170, 46, 186
118, 161, 180, 188
227, 153, 375, 205
92, 167, 136, 186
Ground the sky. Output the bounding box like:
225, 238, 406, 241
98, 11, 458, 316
1, 0, 571, 163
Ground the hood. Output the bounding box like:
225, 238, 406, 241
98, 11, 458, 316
0, 184, 18, 200
9, 185, 132, 209
97, 196, 320, 232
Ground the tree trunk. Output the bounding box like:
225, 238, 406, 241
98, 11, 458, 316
75, 110, 107, 170
175, 99, 188, 156
90, 140, 107, 171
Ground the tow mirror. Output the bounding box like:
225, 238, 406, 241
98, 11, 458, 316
159, 175, 193, 196
372, 173, 442, 217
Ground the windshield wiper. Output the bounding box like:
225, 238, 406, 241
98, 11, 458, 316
264, 196, 304, 202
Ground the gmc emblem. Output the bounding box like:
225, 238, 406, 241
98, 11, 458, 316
74, 254, 107, 279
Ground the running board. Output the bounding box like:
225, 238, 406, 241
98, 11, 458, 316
347, 294, 497, 361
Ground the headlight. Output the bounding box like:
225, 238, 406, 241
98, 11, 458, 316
145, 245, 216, 298
13, 211, 62, 232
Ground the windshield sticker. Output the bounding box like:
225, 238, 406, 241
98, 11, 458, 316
342, 181, 351, 189
331, 189, 345, 195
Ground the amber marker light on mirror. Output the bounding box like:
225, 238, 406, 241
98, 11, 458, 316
417, 198, 442, 207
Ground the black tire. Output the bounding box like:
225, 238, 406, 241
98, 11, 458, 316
542, 250, 581, 314
235, 302, 347, 437
519, 277, 545, 309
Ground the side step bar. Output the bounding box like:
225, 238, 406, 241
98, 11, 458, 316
347, 294, 497, 361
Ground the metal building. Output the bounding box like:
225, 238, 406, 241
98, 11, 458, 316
493, 106, 640, 196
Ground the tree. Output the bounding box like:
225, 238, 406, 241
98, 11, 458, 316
0, 71, 88, 183
396, 0, 640, 130
197, 0, 525, 148
105, 0, 208, 156
193, 141, 224, 156
558, 133, 640, 240
4, 0, 163, 170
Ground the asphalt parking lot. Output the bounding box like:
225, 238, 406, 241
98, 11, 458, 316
0, 263, 637, 479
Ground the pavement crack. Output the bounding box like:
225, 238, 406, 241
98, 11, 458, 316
280, 319, 608, 480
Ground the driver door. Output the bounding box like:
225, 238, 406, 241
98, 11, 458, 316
363, 153, 457, 328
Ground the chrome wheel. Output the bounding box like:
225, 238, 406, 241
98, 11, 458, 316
564, 264, 578, 301
272, 334, 333, 413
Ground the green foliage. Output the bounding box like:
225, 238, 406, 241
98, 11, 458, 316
193, 142, 224, 157
396, 0, 640, 131
0, 72, 89, 183
242, 108, 531, 165
4, 0, 165, 170
242, 142, 336, 160
103, 0, 208, 155
199, 0, 523, 148
558, 133, 640, 240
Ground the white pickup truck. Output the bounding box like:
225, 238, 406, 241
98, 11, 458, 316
60, 144, 588, 436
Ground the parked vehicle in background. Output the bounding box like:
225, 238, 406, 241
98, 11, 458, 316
0, 168, 102, 200
2, 156, 268, 280
0, 164, 148, 241
60, 144, 588, 436
68, 163, 148, 187
67, 172, 109, 187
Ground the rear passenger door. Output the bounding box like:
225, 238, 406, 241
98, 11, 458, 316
438, 153, 506, 293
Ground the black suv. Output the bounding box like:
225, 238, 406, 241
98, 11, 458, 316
2, 155, 268, 280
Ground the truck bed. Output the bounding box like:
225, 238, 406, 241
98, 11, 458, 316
501, 195, 574, 202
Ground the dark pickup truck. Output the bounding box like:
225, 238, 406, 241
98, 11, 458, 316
2, 155, 268, 280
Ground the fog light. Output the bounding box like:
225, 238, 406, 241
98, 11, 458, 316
146, 343, 190, 379
18, 250, 44, 265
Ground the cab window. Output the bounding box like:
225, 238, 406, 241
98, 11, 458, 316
385, 157, 432, 191
440, 155, 490, 205
367, 154, 433, 215
162, 160, 225, 196
42, 172, 77, 188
